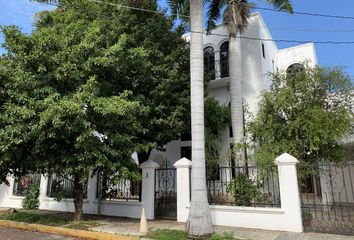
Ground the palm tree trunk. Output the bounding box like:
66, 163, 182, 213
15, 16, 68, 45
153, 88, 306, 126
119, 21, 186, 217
186, 0, 213, 238
229, 36, 245, 164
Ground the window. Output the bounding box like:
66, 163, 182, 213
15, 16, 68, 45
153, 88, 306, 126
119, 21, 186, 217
220, 42, 229, 78
286, 63, 305, 77
204, 46, 215, 81
181, 146, 192, 160
262, 42, 265, 59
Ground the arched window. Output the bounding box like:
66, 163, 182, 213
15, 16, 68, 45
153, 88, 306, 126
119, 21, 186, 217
286, 63, 305, 77
204, 46, 215, 81
220, 41, 229, 78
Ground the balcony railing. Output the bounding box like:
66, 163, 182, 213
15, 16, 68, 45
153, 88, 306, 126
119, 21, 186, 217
205, 59, 229, 82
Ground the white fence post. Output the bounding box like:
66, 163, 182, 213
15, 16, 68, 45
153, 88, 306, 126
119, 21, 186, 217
38, 174, 48, 209
87, 171, 97, 203
174, 157, 191, 222
140, 159, 159, 220
275, 153, 303, 232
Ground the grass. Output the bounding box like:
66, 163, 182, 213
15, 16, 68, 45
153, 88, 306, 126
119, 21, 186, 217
0, 211, 101, 230
0, 211, 71, 226
146, 229, 235, 240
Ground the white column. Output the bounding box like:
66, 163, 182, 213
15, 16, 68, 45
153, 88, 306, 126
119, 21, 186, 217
275, 153, 303, 232
39, 174, 48, 209
174, 157, 192, 222
140, 159, 159, 220
87, 171, 97, 203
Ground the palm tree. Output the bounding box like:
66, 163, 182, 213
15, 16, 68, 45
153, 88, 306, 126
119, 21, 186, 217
206, 0, 293, 164
169, 1, 293, 237
168, 0, 214, 238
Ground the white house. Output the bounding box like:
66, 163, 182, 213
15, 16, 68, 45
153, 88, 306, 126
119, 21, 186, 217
149, 12, 318, 168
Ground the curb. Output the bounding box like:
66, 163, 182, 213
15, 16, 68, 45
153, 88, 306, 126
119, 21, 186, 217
0, 220, 138, 240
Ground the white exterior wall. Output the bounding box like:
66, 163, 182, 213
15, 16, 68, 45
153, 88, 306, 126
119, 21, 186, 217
278, 43, 318, 70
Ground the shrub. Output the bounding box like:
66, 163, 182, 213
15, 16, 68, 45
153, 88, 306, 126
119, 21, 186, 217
226, 174, 260, 206
22, 184, 40, 210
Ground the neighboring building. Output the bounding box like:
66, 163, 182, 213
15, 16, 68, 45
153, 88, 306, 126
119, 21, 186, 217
148, 12, 318, 168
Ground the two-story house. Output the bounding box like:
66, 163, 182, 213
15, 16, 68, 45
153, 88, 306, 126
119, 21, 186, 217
146, 12, 318, 168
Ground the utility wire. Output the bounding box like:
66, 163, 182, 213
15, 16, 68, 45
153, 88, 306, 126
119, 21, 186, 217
43, 0, 354, 44
89, 0, 354, 21
49, 0, 354, 21
88, 0, 189, 18
254, 7, 354, 20
192, 31, 354, 45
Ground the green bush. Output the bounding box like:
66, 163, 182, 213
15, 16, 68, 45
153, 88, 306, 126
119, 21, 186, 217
226, 174, 260, 206
22, 184, 40, 210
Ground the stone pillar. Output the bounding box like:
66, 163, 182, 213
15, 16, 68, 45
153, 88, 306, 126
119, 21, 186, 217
140, 159, 159, 220
174, 157, 192, 222
275, 153, 303, 232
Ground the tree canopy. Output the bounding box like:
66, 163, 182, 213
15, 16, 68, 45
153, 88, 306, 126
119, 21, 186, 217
249, 65, 353, 165
0, 0, 190, 219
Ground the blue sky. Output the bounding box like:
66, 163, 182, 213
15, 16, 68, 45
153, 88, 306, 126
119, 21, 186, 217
1, 0, 354, 79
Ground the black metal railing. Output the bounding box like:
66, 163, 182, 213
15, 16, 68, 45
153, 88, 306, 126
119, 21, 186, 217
297, 162, 354, 235
206, 165, 281, 207
13, 174, 41, 196
97, 172, 142, 202
204, 60, 229, 82
47, 174, 87, 199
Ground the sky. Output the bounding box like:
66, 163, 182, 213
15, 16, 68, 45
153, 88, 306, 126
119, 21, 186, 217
1, 0, 354, 79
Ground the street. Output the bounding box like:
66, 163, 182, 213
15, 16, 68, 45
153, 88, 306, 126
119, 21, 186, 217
0, 227, 77, 240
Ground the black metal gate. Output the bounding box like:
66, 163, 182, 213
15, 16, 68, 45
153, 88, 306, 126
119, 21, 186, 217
154, 168, 177, 220
298, 162, 354, 235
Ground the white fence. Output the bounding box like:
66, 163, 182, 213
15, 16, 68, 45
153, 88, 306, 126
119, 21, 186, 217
0, 153, 304, 232
175, 153, 303, 232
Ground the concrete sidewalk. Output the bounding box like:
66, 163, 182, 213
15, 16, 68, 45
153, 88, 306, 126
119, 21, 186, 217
89, 218, 354, 240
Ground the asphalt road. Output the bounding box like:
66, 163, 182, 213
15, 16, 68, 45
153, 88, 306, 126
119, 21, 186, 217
0, 227, 77, 240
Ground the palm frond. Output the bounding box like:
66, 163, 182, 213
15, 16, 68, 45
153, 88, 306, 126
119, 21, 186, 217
167, 0, 190, 30
167, 0, 189, 18
205, 0, 227, 33
267, 0, 293, 13
224, 0, 254, 37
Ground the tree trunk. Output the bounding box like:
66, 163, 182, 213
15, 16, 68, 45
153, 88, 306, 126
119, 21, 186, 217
229, 36, 245, 165
186, 0, 213, 238
73, 173, 84, 221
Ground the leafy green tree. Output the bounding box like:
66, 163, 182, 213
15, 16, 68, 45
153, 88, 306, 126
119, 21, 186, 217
249, 65, 353, 165
0, 0, 189, 220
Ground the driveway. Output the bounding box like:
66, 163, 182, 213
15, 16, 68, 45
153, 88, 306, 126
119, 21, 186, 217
0, 227, 77, 240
